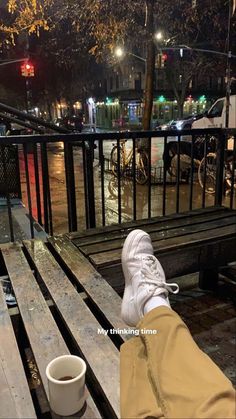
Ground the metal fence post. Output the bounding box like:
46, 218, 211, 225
64, 142, 77, 232
1, 145, 14, 242
84, 140, 96, 228
215, 130, 226, 206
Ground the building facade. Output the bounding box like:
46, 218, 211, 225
95, 53, 232, 130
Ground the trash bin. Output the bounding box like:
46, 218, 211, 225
0, 123, 6, 136
0, 145, 21, 198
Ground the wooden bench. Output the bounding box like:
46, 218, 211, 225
0, 241, 130, 418
0, 284, 36, 418
1, 206, 235, 417
68, 206, 236, 293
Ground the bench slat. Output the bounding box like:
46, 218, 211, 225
72, 207, 231, 248
23, 239, 120, 418
1, 244, 101, 419
48, 236, 128, 339
69, 206, 228, 242
89, 223, 236, 268
1, 244, 70, 395
78, 215, 236, 256
0, 282, 36, 418
97, 236, 236, 290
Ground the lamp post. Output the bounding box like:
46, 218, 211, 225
20, 61, 35, 112
0, 58, 28, 67
114, 47, 146, 62
114, 30, 163, 130
114, 29, 163, 63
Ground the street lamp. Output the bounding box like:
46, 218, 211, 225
114, 46, 146, 62
114, 47, 124, 58
155, 32, 163, 41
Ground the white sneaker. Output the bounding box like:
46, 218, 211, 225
121, 229, 179, 326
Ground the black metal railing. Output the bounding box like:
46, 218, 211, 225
0, 128, 235, 242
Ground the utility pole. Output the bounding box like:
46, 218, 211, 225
225, 52, 231, 128
225, 0, 233, 128
21, 62, 35, 112
25, 78, 30, 112
142, 0, 155, 130
26, 35, 30, 113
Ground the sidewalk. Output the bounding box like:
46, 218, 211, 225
170, 282, 236, 387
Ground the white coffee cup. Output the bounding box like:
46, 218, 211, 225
46, 355, 87, 416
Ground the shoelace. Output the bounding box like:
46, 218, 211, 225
136, 255, 179, 295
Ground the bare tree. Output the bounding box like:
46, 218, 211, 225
0, 0, 232, 125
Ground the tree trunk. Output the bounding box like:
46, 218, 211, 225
177, 101, 184, 118
47, 100, 52, 120
142, 0, 155, 131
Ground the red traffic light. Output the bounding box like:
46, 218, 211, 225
159, 53, 168, 68
20, 62, 35, 77
162, 53, 168, 62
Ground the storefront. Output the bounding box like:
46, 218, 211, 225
95, 95, 213, 129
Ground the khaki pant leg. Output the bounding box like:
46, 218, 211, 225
139, 306, 236, 419
120, 336, 164, 418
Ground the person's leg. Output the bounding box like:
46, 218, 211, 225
138, 306, 236, 419
120, 229, 236, 419
120, 229, 178, 418
120, 335, 164, 419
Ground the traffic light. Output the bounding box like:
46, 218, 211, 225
161, 53, 168, 67
156, 53, 168, 68
156, 53, 162, 68
20, 62, 35, 77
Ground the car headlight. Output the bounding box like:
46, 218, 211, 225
176, 121, 183, 130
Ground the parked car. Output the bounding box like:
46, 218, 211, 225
55, 115, 84, 132
159, 114, 203, 131
192, 95, 236, 129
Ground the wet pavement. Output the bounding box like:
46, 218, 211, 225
170, 281, 236, 387
17, 140, 235, 235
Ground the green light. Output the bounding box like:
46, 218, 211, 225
106, 97, 112, 104
199, 95, 206, 103
158, 95, 165, 103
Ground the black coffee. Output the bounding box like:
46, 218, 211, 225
58, 375, 74, 381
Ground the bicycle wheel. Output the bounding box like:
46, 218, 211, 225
225, 158, 236, 190
110, 146, 125, 177
135, 151, 148, 184
198, 152, 217, 194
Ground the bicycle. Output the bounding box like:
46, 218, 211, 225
110, 139, 149, 184
164, 134, 236, 194
198, 148, 236, 194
